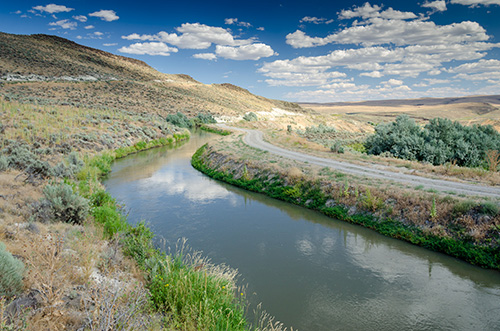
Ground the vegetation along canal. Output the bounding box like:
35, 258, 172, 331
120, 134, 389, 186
104, 131, 500, 331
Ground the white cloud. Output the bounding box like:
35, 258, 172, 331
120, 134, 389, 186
33, 4, 74, 14
103, 43, 117, 46
224, 18, 252, 27
73, 15, 87, 22
284, 82, 417, 103
360, 71, 383, 78
94, 31, 103, 36
339, 3, 417, 20
424, 78, 451, 84
300, 16, 334, 24
193, 53, 217, 60
49, 19, 77, 30
215, 43, 276, 60
122, 23, 255, 49
264, 71, 346, 87
422, 1, 447, 12
448, 59, 500, 73
14, 10, 22, 14
257, 27, 265, 31
84, 25, 94, 29
89, 10, 119, 22
118, 42, 178, 56
383, 78, 404, 86
286, 20, 489, 48
450, 0, 500, 6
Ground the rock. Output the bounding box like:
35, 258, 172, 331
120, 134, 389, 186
325, 199, 336, 208
5, 289, 43, 323
348, 206, 358, 216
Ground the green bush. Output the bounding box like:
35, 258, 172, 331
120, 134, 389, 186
3, 143, 52, 178
479, 202, 500, 216
32, 183, 89, 224
0, 155, 8, 171
166, 112, 192, 128
195, 112, 216, 125
0, 242, 25, 297
366, 115, 500, 167
243, 112, 258, 122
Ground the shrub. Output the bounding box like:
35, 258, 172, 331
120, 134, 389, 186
195, 112, 216, 125
32, 183, 89, 224
0, 155, 7, 171
0, 242, 25, 297
330, 141, 344, 154
479, 202, 499, 216
366, 115, 500, 167
4, 143, 52, 178
166, 112, 192, 128
243, 112, 258, 122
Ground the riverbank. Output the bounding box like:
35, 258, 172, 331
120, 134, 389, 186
0, 98, 283, 330
192, 139, 500, 270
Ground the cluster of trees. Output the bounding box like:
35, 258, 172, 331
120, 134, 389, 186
365, 115, 500, 167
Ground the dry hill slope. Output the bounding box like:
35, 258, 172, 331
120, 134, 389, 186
0, 32, 303, 117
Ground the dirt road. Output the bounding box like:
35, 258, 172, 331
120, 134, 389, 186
218, 125, 500, 198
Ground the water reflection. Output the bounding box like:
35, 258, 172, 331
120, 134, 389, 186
105, 132, 500, 331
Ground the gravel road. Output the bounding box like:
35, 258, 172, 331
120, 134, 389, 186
218, 125, 500, 198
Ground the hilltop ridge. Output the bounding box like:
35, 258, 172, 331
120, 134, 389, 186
0, 32, 302, 117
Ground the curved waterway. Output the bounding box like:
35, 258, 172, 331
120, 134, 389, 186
105, 132, 500, 331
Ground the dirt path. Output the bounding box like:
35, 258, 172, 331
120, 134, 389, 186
218, 124, 500, 198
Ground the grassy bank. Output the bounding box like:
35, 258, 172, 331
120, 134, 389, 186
74, 138, 250, 330
0, 96, 289, 329
192, 144, 500, 270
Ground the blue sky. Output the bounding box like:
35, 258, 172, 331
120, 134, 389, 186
1, 0, 500, 102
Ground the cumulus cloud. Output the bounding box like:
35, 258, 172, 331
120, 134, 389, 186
118, 42, 178, 56
283, 82, 418, 103
103, 43, 117, 46
448, 59, 500, 73
89, 10, 119, 22
225, 18, 252, 27
286, 20, 489, 48
360, 71, 383, 78
193, 53, 217, 60
49, 19, 76, 30
339, 3, 417, 20
450, 0, 500, 6
84, 25, 94, 29
33, 4, 74, 14
264, 71, 346, 87
383, 79, 404, 86
300, 16, 334, 24
73, 15, 87, 22
215, 43, 276, 60
422, 1, 447, 12
122, 23, 256, 50
449, 59, 500, 81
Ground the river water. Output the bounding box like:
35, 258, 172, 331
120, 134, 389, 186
104, 132, 500, 331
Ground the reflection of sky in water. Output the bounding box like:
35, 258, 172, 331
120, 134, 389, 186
138, 165, 238, 205
106, 134, 500, 331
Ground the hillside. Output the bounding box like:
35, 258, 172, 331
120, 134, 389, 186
0, 32, 303, 117
300, 95, 500, 132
